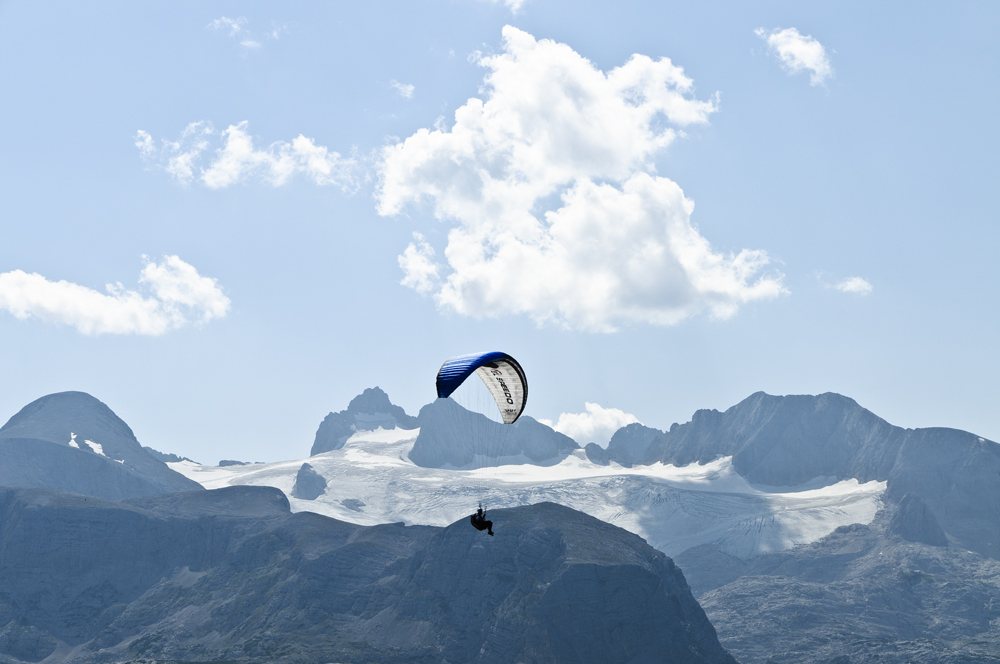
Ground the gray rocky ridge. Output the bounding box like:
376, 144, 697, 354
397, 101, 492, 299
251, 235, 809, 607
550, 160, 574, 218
629, 391, 1000, 559
586, 422, 663, 466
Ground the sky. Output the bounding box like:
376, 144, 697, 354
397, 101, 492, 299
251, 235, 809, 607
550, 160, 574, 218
1, 0, 998, 463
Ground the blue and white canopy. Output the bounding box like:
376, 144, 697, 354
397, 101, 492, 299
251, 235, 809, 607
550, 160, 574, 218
436, 351, 528, 424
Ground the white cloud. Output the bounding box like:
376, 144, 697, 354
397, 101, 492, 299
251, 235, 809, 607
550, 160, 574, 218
378, 26, 784, 331
390, 80, 415, 99
209, 16, 270, 51
134, 130, 154, 157
540, 403, 640, 447
209, 16, 247, 37
480, 0, 529, 13
0, 256, 230, 335
835, 276, 872, 295
755, 27, 833, 86
135, 122, 358, 191
398, 233, 440, 294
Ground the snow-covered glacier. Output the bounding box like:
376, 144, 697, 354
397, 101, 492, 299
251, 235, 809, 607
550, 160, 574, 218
171, 425, 885, 560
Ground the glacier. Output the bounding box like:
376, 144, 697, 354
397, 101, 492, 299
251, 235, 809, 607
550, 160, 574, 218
172, 425, 885, 560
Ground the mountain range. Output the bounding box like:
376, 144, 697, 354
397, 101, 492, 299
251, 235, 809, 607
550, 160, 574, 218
3, 385, 1000, 663
0, 389, 737, 664
191, 386, 1000, 663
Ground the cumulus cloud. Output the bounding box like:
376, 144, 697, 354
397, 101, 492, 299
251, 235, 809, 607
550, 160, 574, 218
390, 80, 415, 99
0, 256, 230, 335
835, 276, 872, 295
377, 26, 784, 331
539, 403, 640, 447
755, 27, 833, 86
135, 121, 358, 191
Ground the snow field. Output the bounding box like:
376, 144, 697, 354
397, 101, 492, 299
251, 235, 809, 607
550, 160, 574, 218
170, 426, 885, 560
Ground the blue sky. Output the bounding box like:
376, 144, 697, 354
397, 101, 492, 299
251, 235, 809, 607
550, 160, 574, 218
1, 1, 997, 463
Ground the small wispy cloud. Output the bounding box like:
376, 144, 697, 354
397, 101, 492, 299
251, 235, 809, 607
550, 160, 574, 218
209, 16, 275, 52
0, 256, 230, 335
755, 27, 833, 86
539, 403, 640, 448
390, 80, 415, 99
835, 276, 873, 295
135, 121, 359, 191
268, 23, 288, 40
209, 16, 247, 37
479, 0, 529, 14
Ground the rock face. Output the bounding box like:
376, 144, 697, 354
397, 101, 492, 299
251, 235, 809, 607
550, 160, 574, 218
641, 391, 1000, 664
688, 506, 1000, 664
589, 422, 664, 467
408, 398, 579, 469
643, 392, 902, 486
640, 391, 1000, 559
311, 386, 418, 455
887, 492, 948, 546
0, 487, 737, 664
141, 446, 194, 463
291, 462, 327, 500
0, 391, 202, 500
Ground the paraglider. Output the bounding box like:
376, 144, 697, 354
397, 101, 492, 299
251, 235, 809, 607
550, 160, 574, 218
470, 506, 494, 536
436, 351, 528, 535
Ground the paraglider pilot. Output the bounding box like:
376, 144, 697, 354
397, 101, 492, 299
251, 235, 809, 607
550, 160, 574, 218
470, 506, 494, 536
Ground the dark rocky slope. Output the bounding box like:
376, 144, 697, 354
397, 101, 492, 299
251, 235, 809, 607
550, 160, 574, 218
0, 392, 202, 500
685, 499, 1000, 664
0, 486, 736, 664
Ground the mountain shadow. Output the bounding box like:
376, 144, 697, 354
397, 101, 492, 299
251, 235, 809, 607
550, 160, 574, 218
0, 486, 736, 664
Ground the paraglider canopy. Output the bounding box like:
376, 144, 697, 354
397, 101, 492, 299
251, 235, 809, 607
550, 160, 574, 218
436, 351, 527, 424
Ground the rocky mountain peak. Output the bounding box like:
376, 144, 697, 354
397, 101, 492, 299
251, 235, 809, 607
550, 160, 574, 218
0, 391, 202, 499
0, 390, 138, 452
310, 386, 419, 456
407, 398, 579, 469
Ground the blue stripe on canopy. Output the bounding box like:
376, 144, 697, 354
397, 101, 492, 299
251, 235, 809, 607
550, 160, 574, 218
436, 351, 528, 423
